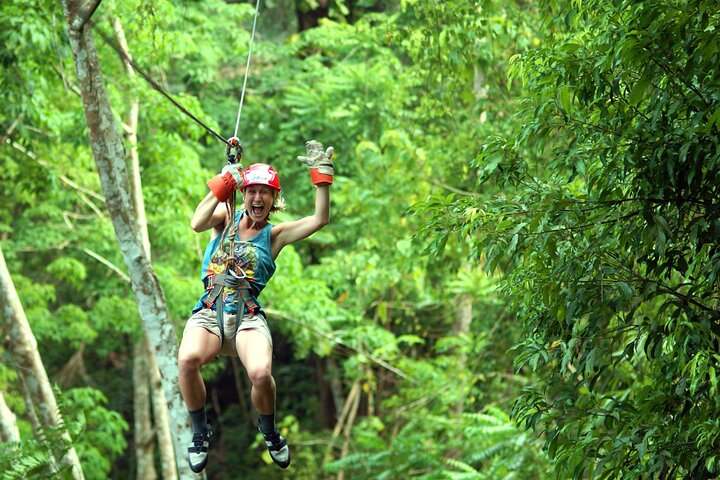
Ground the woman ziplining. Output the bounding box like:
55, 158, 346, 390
93, 0, 336, 472
139, 0, 337, 473
178, 141, 336, 473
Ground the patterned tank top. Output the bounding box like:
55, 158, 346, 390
192, 211, 276, 315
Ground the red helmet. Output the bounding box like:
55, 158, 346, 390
242, 163, 281, 191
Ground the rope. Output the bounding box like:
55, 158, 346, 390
232, 0, 262, 139
226, 190, 237, 261
227, 0, 262, 252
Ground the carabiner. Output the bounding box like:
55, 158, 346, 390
226, 136, 243, 165
229, 268, 248, 280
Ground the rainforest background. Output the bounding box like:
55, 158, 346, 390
1, 0, 719, 479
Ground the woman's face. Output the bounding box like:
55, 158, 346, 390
243, 185, 274, 223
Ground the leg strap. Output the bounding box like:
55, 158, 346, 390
202, 272, 260, 344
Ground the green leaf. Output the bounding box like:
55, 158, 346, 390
556, 85, 574, 114
628, 74, 652, 106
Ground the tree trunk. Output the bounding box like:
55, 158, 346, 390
0, 247, 85, 479
337, 381, 361, 480
59, 3, 194, 478
323, 379, 360, 466
296, 0, 329, 31
146, 336, 178, 480
314, 356, 336, 428
133, 338, 157, 480
326, 355, 344, 416
452, 265, 473, 414
19, 383, 41, 440
112, 16, 176, 480
112, 17, 149, 254
0, 389, 20, 443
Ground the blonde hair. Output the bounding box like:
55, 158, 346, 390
271, 190, 286, 213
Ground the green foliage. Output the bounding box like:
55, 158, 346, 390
0, 386, 125, 480
46, 257, 87, 291
62, 388, 128, 480
417, 0, 720, 477
0, 443, 75, 480
263, 245, 340, 358
325, 408, 552, 479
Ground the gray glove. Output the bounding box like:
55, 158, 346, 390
297, 140, 335, 185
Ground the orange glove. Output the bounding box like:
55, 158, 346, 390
207, 163, 243, 202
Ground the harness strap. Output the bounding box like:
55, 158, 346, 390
203, 271, 260, 344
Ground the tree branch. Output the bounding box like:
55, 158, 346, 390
265, 307, 419, 384
72, 0, 103, 32
602, 254, 718, 316
0, 117, 21, 145
644, 46, 710, 108
10, 141, 105, 202
416, 156, 480, 197
82, 248, 130, 282
52, 64, 82, 97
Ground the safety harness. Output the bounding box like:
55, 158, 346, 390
203, 269, 259, 345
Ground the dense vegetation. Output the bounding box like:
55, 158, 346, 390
1, 0, 718, 479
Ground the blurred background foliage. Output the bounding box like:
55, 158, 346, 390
1, 0, 718, 478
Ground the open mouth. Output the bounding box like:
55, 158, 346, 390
251, 205, 265, 217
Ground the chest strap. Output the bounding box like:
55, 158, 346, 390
203, 271, 259, 344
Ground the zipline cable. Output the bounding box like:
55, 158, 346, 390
233, 0, 262, 140
94, 25, 230, 145
92, 1, 262, 148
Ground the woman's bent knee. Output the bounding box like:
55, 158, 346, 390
247, 366, 273, 386
178, 327, 221, 369
178, 351, 203, 374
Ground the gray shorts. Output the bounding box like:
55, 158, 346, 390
184, 308, 273, 356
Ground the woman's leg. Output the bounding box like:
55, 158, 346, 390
178, 326, 222, 410
235, 329, 275, 414
178, 324, 223, 472
236, 327, 290, 468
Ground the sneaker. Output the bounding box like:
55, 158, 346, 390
187, 425, 212, 473
259, 423, 291, 469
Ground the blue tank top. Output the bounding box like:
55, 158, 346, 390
192, 211, 276, 315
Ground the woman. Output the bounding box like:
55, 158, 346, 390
178, 140, 335, 473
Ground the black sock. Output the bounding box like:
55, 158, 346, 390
258, 412, 276, 435
189, 407, 208, 435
